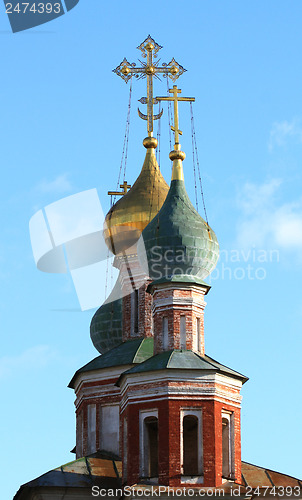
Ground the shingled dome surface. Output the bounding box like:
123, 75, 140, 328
90, 278, 123, 354
139, 176, 219, 282
104, 146, 169, 255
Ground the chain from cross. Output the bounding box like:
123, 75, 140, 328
156, 85, 195, 147
113, 35, 186, 136
108, 181, 131, 197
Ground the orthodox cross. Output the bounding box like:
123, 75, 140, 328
108, 181, 131, 197
156, 85, 195, 147
113, 35, 186, 136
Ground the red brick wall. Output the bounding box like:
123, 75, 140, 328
151, 285, 207, 355
121, 392, 242, 487
75, 377, 121, 458
123, 282, 153, 341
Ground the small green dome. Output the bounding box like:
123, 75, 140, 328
139, 177, 219, 282
90, 279, 123, 354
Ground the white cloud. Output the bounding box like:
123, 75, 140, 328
0, 345, 58, 380
236, 179, 302, 251
268, 118, 302, 151
36, 174, 73, 194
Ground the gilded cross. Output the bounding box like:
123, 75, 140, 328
108, 181, 131, 197
113, 35, 186, 136
156, 85, 195, 147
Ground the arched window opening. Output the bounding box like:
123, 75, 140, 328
222, 416, 231, 477
143, 416, 158, 478
183, 415, 199, 475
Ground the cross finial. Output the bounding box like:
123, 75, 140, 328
113, 36, 186, 137
156, 85, 195, 149
108, 181, 131, 197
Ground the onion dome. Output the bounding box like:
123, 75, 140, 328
90, 278, 123, 354
139, 148, 219, 283
104, 137, 169, 255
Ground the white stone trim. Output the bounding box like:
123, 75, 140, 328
120, 393, 242, 413
73, 364, 133, 393
152, 284, 208, 294
119, 370, 243, 392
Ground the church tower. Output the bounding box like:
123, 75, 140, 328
117, 84, 246, 488
69, 35, 248, 489
14, 35, 302, 500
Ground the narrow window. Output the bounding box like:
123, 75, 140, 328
180, 315, 186, 349
143, 416, 158, 478
181, 409, 203, 480
183, 415, 199, 475
222, 413, 234, 478
196, 317, 201, 352
131, 289, 139, 335
162, 317, 168, 350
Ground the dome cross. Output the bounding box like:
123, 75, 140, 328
156, 85, 195, 148
113, 35, 186, 137
108, 181, 131, 197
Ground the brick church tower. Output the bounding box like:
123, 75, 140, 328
14, 36, 302, 500
69, 37, 248, 489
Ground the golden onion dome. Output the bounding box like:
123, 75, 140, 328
104, 138, 169, 255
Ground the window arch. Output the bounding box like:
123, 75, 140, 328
222, 411, 234, 479
140, 410, 159, 480
181, 409, 203, 481
144, 416, 158, 477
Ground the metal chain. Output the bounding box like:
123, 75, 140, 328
166, 76, 173, 153
106, 80, 133, 298
123, 78, 132, 183
104, 246, 111, 300
112, 78, 133, 206
190, 103, 199, 211
190, 103, 209, 226
156, 101, 161, 169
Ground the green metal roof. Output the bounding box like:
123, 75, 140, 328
13, 455, 121, 499
68, 338, 154, 388
117, 349, 248, 385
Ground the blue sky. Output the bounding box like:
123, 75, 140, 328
1, 1, 302, 498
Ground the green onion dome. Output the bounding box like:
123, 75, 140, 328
138, 154, 219, 283
90, 278, 123, 354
